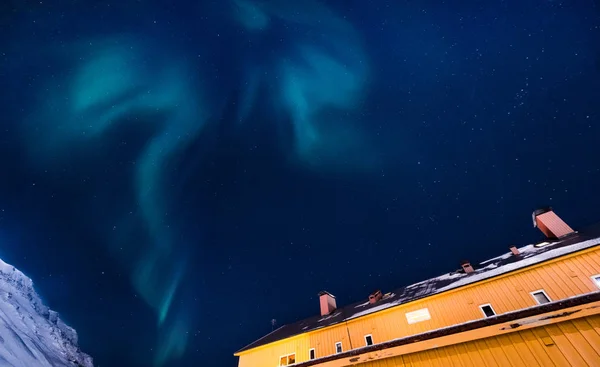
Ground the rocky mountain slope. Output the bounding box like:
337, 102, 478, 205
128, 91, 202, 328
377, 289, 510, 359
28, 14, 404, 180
0, 258, 93, 367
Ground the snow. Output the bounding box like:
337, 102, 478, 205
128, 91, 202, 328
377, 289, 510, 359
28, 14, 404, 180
353, 293, 397, 309
430, 272, 462, 281
479, 241, 561, 265
479, 252, 513, 265
347, 300, 403, 320
519, 244, 540, 253
354, 301, 370, 308
342, 235, 600, 322
435, 236, 600, 294
0, 258, 93, 367
317, 311, 342, 322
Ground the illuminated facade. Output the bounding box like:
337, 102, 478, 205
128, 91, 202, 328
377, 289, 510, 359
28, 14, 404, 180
234, 208, 600, 366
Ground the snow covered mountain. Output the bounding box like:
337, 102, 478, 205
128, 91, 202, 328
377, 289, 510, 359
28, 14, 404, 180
0, 258, 93, 367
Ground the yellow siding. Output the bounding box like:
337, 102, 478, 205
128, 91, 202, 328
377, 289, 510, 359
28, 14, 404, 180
237, 334, 310, 367
237, 246, 600, 366
238, 325, 352, 366
352, 315, 600, 367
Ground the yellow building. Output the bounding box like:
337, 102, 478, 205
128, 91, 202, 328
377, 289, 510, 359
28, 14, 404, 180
234, 208, 600, 367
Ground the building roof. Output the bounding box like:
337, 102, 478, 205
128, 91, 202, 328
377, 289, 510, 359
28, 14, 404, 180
292, 291, 600, 367
235, 222, 600, 354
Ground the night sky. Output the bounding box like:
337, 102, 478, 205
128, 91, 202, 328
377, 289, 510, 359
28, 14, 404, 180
1, 1, 600, 366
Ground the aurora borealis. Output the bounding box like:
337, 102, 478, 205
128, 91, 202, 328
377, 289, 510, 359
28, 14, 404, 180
7, 1, 373, 365
1, 0, 599, 366
24, 34, 206, 364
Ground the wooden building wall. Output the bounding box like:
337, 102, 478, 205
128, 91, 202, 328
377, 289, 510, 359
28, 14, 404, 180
354, 314, 600, 367
237, 245, 600, 366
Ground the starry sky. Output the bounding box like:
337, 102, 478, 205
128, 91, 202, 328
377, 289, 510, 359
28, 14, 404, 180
1, 0, 599, 366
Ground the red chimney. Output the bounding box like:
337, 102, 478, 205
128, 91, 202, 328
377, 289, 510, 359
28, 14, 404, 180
368, 290, 383, 304
532, 207, 574, 239
318, 291, 336, 316
461, 260, 475, 274
509, 246, 520, 256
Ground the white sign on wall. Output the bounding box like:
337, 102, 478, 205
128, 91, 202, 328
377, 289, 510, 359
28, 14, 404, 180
405, 308, 431, 324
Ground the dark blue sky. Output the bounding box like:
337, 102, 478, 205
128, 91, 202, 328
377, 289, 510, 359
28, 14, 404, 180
1, 1, 599, 366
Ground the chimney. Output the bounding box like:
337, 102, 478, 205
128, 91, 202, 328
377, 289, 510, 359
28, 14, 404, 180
509, 246, 520, 256
461, 260, 475, 274
532, 207, 574, 239
318, 291, 336, 316
368, 290, 383, 304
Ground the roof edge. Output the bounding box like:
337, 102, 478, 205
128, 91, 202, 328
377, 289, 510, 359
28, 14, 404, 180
234, 325, 286, 356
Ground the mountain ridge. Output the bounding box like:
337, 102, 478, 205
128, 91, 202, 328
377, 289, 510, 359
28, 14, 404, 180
0, 257, 93, 367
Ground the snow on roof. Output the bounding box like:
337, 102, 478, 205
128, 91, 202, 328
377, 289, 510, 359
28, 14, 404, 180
479, 251, 513, 265
236, 223, 600, 354
435, 237, 597, 293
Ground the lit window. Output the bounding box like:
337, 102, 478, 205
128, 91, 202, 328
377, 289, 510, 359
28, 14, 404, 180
405, 308, 431, 324
479, 304, 496, 318
365, 335, 373, 346
531, 290, 551, 304
279, 353, 295, 366
335, 342, 343, 354
592, 275, 600, 288
309, 348, 315, 360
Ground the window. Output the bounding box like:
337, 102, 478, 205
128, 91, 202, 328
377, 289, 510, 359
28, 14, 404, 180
405, 308, 431, 324
309, 348, 315, 360
531, 290, 551, 304
279, 353, 295, 366
591, 275, 600, 288
479, 304, 496, 318
335, 342, 343, 354
364, 334, 373, 346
